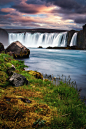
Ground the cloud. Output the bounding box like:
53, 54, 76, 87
12, 4, 39, 14
1, 8, 15, 13
0, 0, 12, 5
48, 0, 86, 14
26, 0, 45, 5
0, 0, 85, 29
74, 16, 86, 24
12, 0, 54, 14
45, 0, 86, 25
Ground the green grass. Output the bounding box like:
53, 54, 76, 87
0, 53, 86, 129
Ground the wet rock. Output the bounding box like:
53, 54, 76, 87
9, 73, 28, 87
6, 41, 30, 58
38, 46, 43, 48
46, 46, 53, 49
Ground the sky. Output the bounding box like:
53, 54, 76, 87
0, 0, 86, 30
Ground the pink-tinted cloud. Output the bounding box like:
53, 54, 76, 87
1, 8, 15, 13
12, 0, 54, 14
0, 0, 85, 29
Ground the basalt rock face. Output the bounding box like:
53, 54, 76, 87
76, 24, 86, 50
0, 42, 4, 53
6, 41, 30, 58
77, 30, 84, 49
67, 30, 76, 46
67, 25, 86, 49
83, 24, 86, 49
0, 28, 8, 47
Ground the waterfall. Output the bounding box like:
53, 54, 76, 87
9, 33, 25, 44
9, 32, 67, 48
70, 33, 77, 46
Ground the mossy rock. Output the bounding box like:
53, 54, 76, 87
0, 71, 8, 86
28, 70, 43, 80
44, 79, 49, 82
6, 41, 30, 59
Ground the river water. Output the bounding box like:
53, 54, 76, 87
21, 48, 86, 101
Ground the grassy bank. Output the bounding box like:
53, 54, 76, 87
0, 53, 86, 129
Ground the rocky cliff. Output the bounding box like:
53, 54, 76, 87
77, 30, 84, 49
0, 28, 8, 47
83, 24, 86, 49
67, 24, 86, 49
67, 30, 76, 46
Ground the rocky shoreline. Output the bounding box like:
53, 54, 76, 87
0, 41, 30, 59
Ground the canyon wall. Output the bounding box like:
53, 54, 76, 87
0, 28, 9, 47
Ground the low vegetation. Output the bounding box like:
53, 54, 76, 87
0, 53, 86, 129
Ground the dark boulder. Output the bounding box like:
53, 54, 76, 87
67, 30, 76, 46
38, 46, 43, 48
46, 46, 53, 49
0, 42, 4, 53
6, 41, 30, 58
0, 28, 8, 47
9, 73, 28, 87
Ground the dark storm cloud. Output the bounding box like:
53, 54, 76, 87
74, 17, 86, 24
26, 0, 45, 5
0, 0, 12, 5
0, 0, 85, 29
44, 0, 86, 24
12, 3, 41, 14
12, 5, 38, 14
46, 0, 86, 14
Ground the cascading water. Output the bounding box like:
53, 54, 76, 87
70, 32, 77, 46
9, 32, 67, 48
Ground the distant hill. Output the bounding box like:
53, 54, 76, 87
6, 28, 67, 33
